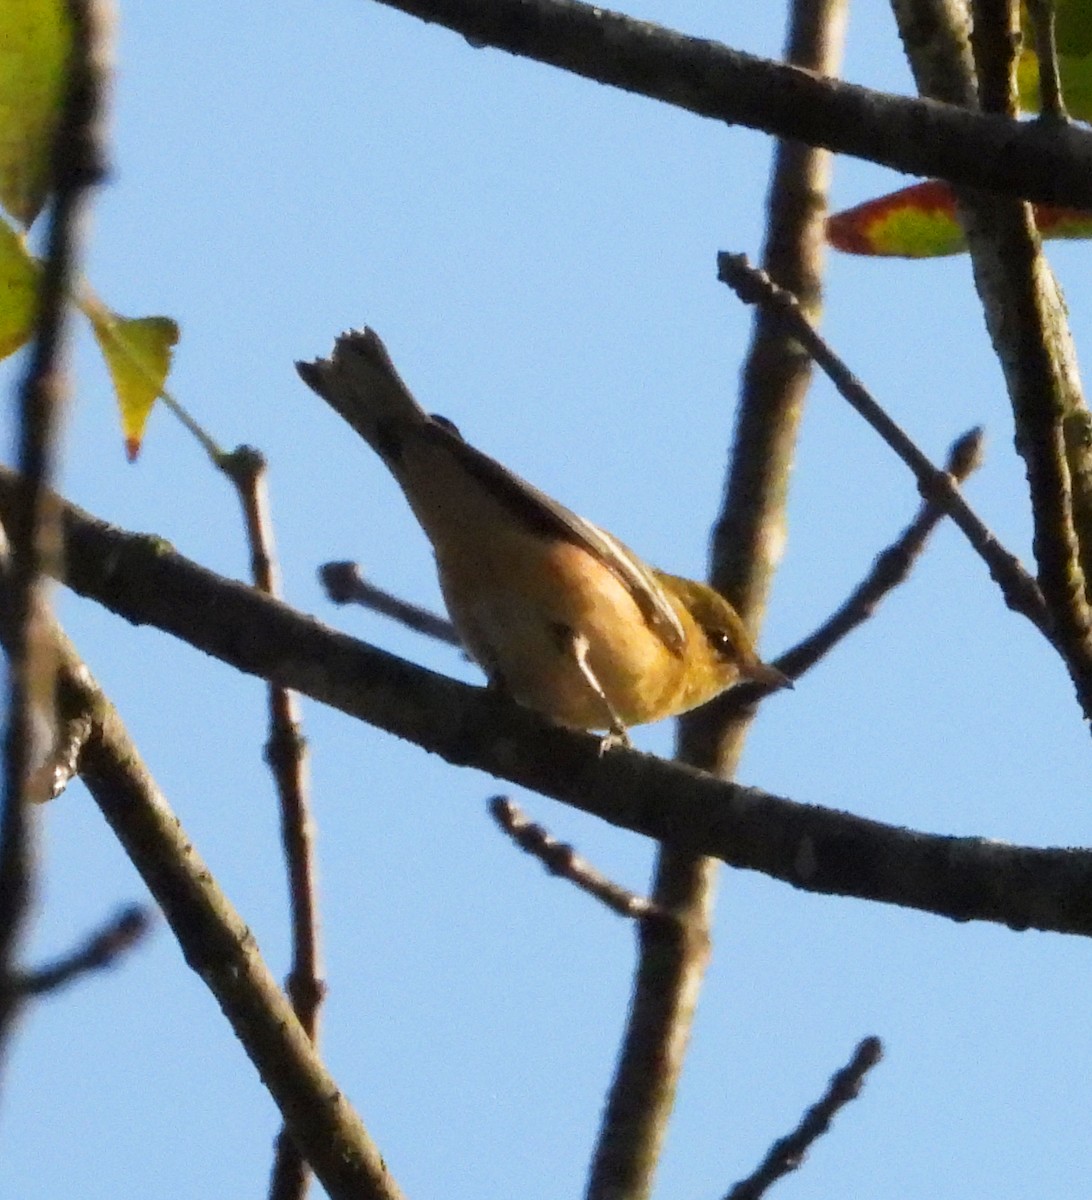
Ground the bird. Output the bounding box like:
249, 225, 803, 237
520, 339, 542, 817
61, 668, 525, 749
297, 329, 789, 748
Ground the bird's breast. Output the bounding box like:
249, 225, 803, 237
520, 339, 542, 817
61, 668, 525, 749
438, 536, 684, 730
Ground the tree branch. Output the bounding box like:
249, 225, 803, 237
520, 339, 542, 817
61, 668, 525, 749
17, 906, 151, 998
6, 460, 1092, 937
360, 0, 1092, 206
890, 0, 1092, 724
723, 1036, 884, 1200
320, 560, 461, 646
220, 446, 324, 1200
1025, 0, 1067, 121
588, 4, 848, 1196
770, 426, 985, 681
965, 3, 1092, 720
489, 796, 668, 921
44, 610, 406, 1200
0, 0, 110, 1085
717, 252, 1052, 635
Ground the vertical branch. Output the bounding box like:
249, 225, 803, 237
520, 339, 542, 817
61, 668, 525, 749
584, 4, 847, 1198
0, 0, 110, 1082
969, 0, 1019, 115
891, 0, 1092, 723
1025, 0, 1067, 120
887, 0, 978, 104
221, 447, 324, 1200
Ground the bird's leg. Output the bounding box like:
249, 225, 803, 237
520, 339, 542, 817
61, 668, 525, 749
561, 627, 632, 753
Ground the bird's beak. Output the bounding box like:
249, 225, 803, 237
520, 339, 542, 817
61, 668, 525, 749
747, 661, 794, 691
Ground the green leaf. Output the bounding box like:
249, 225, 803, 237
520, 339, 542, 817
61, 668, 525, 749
0, 0, 72, 227
1018, 0, 1092, 121
1055, 0, 1092, 58
0, 216, 41, 354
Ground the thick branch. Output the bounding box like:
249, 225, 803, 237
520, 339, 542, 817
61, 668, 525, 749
963, 6, 1092, 720
47, 614, 404, 1200
362, 0, 1092, 206
9, 474, 1092, 938
588, 5, 847, 1198
891, 0, 1092, 722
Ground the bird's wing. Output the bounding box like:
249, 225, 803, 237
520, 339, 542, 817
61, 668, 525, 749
300, 328, 687, 656
436, 425, 687, 656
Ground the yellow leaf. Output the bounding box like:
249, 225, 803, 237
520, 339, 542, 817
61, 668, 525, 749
0, 0, 72, 227
0, 217, 41, 355
88, 310, 180, 461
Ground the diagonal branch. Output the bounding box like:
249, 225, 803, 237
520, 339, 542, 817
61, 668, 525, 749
723, 1037, 884, 1200
320, 560, 461, 646
360, 0, 1092, 206
666, 427, 985, 721
489, 796, 668, 921
717, 252, 1052, 635
43, 609, 405, 1200
17, 906, 151, 997
772, 426, 985, 682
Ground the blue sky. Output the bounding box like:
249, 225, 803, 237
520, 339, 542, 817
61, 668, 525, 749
3, 3, 1092, 1198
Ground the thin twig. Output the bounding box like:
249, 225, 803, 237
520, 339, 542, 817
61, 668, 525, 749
320, 560, 461, 647
772, 426, 985, 685
658, 397, 979, 722
723, 1036, 884, 1200
18, 906, 151, 997
220, 446, 324, 1200
489, 797, 671, 923
0, 0, 110, 1085
722, 427, 984, 714
1025, 0, 1068, 121
717, 252, 1052, 636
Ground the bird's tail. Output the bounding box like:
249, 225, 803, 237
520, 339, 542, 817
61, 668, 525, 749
296, 327, 432, 468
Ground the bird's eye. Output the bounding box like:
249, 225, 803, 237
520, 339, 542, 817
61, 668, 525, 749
703, 627, 738, 661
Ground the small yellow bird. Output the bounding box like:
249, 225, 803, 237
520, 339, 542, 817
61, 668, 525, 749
297, 329, 789, 747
